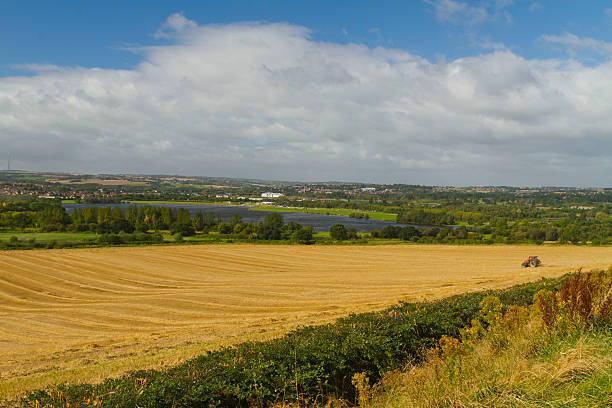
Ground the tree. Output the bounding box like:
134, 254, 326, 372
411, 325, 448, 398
170, 221, 196, 236
399, 226, 420, 240
110, 218, 135, 234
257, 213, 284, 240
192, 212, 205, 231
230, 214, 243, 226
292, 226, 314, 244
286, 221, 303, 232
330, 223, 348, 241
217, 222, 233, 234
545, 226, 559, 241
381, 225, 401, 238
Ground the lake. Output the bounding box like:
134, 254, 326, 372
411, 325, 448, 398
62, 203, 420, 232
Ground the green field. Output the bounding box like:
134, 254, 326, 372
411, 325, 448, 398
0, 232, 98, 242
252, 205, 398, 221
122, 200, 243, 206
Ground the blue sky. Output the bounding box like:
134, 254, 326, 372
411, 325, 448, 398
3, 1, 611, 76
1, 1, 612, 185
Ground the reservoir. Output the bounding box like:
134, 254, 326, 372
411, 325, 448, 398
63, 203, 415, 232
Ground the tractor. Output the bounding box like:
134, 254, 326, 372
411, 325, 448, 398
521, 256, 541, 268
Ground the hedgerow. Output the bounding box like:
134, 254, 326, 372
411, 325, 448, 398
18, 276, 566, 408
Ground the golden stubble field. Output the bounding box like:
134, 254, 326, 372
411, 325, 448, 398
1, 244, 611, 398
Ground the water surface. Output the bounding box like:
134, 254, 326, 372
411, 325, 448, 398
63, 203, 416, 232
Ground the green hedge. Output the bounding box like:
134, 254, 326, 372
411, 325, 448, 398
20, 276, 565, 408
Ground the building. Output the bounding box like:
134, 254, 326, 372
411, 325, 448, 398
261, 192, 284, 198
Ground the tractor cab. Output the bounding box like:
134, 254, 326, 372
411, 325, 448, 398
521, 256, 541, 267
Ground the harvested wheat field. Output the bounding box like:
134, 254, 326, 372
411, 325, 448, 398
1, 244, 611, 398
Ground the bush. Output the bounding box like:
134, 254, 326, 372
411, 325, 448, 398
97, 234, 124, 245
20, 274, 567, 408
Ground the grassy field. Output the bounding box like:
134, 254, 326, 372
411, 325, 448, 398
252, 205, 398, 221
62, 199, 240, 205
121, 200, 241, 206
0, 232, 98, 242
1, 244, 611, 399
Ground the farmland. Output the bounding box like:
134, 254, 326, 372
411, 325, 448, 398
1, 245, 612, 399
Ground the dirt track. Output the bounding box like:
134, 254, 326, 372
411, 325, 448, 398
1, 244, 610, 397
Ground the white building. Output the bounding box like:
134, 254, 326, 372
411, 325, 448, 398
261, 192, 284, 198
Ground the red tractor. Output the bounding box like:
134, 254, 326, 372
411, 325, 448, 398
521, 256, 541, 268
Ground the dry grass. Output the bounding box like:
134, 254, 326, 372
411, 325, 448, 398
1, 244, 611, 399
365, 277, 612, 408
367, 323, 612, 408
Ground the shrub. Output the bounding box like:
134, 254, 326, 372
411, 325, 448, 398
533, 269, 612, 332
97, 234, 124, 246
19, 275, 567, 408
533, 289, 558, 331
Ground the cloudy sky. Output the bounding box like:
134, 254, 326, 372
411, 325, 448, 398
1, 0, 612, 186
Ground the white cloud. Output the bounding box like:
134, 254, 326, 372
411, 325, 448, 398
1, 19, 612, 185
426, 0, 488, 25
9, 63, 65, 73
425, 0, 514, 26
155, 12, 198, 38
529, 2, 542, 12
542, 32, 612, 56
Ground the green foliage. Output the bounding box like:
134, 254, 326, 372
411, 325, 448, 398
366, 271, 612, 408
329, 223, 348, 240
169, 221, 195, 237
291, 226, 314, 244
478, 295, 503, 326
19, 275, 565, 408
257, 213, 284, 240
397, 209, 454, 226
533, 270, 612, 332
96, 233, 164, 246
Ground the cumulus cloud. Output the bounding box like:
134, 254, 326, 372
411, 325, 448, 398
155, 12, 198, 38
1, 18, 612, 185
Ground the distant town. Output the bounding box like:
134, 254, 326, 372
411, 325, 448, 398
0, 170, 607, 204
